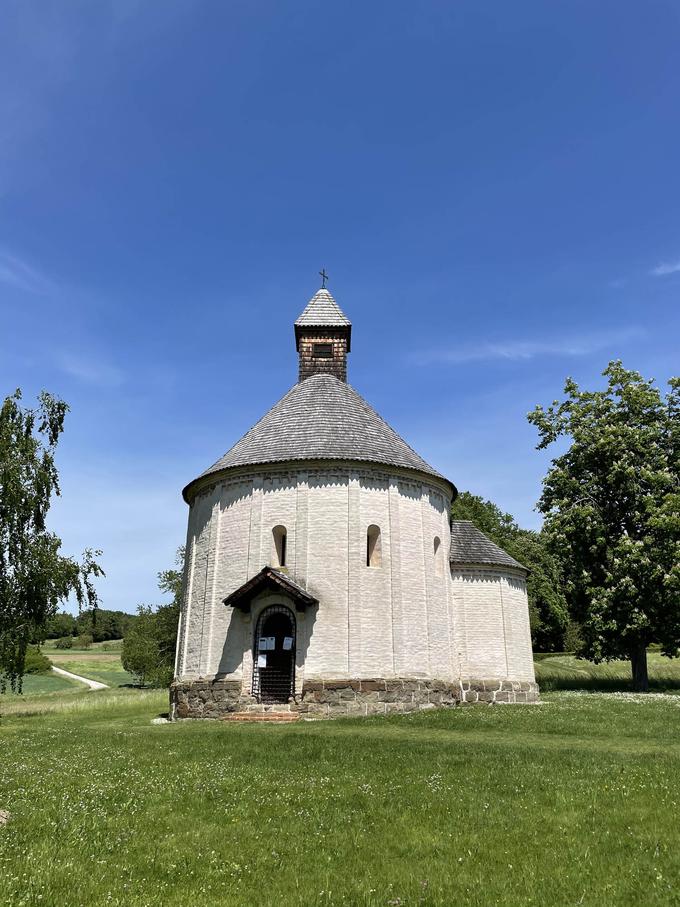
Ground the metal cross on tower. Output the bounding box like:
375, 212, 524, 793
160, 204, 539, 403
319, 268, 329, 289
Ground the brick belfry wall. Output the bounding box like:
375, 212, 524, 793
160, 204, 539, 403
298, 331, 349, 382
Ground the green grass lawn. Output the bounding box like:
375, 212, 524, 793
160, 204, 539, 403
2, 689, 680, 906
48, 649, 136, 687
4, 671, 84, 697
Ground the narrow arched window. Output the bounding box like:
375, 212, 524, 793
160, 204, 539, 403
367, 525, 381, 568
434, 536, 443, 577
272, 525, 287, 568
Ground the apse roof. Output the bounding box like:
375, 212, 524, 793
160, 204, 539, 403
449, 521, 527, 572
183, 374, 452, 499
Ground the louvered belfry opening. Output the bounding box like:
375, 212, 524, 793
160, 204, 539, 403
252, 605, 296, 703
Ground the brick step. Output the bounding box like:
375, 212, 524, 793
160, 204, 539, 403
222, 712, 300, 723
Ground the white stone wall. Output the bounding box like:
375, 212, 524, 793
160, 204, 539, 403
174, 462, 536, 689
451, 566, 536, 683
175, 462, 455, 684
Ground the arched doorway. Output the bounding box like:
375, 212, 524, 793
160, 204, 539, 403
252, 605, 296, 703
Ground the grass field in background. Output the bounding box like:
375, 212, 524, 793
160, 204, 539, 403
1, 688, 680, 906
4, 671, 84, 697
535, 651, 680, 692
47, 649, 135, 687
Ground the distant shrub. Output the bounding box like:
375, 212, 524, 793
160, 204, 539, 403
55, 636, 73, 650
77, 634, 93, 649
24, 646, 52, 674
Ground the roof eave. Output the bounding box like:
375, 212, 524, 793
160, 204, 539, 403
183, 457, 456, 505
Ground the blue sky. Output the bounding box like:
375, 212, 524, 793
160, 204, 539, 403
2, 1, 678, 614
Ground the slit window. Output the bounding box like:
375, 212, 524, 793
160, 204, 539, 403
272, 525, 287, 568
367, 525, 382, 568
434, 536, 442, 577
312, 343, 333, 359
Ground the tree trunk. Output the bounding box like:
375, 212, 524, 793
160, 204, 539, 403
630, 642, 649, 692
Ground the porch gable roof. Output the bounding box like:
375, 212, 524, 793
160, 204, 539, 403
223, 566, 318, 612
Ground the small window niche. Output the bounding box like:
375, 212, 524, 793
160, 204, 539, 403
434, 536, 443, 577
312, 342, 333, 359
272, 525, 287, 568
367, 525, 382, 568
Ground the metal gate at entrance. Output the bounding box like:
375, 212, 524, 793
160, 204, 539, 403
252, 605, 296, 703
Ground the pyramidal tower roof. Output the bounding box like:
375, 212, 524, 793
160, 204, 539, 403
294, 288, 351, 328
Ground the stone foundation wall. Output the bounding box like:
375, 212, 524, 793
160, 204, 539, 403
171, 676, 539, 719
461, 679, 539, 704
298, 678, 459, 717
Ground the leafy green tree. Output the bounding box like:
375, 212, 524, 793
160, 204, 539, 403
43, 611, 77, 639
23, 646, 52, 674
55, 636, 73, 650
121, 606, 160, 686
121, 548, 184, 687
76, 634, 93, 649
0, 390, 103, 692
76, 608, 136, 642
451, 492, 569, 650
528, 362, 680, 691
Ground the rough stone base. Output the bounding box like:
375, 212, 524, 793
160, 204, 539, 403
460, 679, 540, 704
170, 677, 539, 719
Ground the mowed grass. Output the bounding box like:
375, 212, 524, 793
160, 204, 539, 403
2, 690, 680, 906
536, 651, 680, 692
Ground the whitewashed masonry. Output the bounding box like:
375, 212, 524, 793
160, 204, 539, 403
171, 287, 538, 718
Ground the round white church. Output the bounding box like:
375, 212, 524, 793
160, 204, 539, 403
171, 285, 538, 718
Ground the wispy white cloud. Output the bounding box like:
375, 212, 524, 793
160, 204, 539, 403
0, 247, 53, 293
56, 353, 125, 387
650, 260, 680, 277
410, 327, 645, 366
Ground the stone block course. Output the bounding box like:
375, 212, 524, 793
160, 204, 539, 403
170, 673, 539, 718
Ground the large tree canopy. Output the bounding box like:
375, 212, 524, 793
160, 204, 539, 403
451, 491, 569, 650
528, 362, 680, 691
0, 390, 103, 692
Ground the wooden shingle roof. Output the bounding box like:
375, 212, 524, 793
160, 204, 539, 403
449, 521, 527, 571
294, 288, 350, 328
183, 374, 453, 500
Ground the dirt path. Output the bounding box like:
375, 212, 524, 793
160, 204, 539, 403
52, 666, 109, 691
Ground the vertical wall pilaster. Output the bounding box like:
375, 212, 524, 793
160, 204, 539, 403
388, 478, 402, 675
247, 475, 264, 576
347, 470, 361, 675
295, 470, 309, 586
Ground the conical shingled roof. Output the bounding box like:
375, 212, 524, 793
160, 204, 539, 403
294, 288, 351, 327
183, 374, 453, 500
449, 521, 527, 572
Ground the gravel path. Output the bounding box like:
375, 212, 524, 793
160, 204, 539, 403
52, 665, 109, 691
